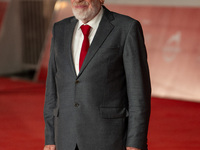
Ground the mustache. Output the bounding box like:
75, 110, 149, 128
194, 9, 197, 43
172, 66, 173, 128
72, 1, 89, 7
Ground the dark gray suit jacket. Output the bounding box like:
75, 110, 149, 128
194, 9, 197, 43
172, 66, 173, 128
44, 6, 151, 150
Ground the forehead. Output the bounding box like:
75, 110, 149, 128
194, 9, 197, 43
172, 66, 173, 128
71, 0, 101, 2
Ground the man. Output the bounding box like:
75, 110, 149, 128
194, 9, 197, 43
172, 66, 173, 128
43, 0, 151, 150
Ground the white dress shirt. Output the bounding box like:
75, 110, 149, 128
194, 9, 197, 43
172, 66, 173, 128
72, 7, 104, 75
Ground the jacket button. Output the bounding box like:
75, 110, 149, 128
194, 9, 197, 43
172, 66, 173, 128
74, 103, 79, 107
75, 80, 79, 84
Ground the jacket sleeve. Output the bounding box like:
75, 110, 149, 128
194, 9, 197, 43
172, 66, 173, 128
43, 24, 57, 145
123, 20, 151, 150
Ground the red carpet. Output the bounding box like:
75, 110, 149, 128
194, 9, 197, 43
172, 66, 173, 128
0, 78, 200, 150
0, 78, 45, 149
148, 97, 200, 149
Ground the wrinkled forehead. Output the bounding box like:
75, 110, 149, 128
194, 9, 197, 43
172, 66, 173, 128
71, 0, 104, 4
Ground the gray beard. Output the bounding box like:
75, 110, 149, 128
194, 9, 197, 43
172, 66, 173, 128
72, 7, 99, 22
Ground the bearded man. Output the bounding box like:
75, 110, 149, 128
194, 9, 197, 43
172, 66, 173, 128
43, 0, 151, 150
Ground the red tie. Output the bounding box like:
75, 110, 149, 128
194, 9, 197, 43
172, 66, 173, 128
79, 25, 91, 70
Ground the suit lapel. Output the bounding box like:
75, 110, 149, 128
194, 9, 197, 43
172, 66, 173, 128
77, 7, 114, 78
64, 18, 78, 78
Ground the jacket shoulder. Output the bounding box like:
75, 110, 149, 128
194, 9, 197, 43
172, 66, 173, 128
54, 16, 76, 28
109, 10, 140, 28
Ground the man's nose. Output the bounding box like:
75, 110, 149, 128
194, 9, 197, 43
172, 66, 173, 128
74, 0, 84, 2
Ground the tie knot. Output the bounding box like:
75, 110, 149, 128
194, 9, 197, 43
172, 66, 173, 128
81, 25, 91, 36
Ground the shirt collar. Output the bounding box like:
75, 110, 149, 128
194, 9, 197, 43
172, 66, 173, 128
77, 6, 104, 31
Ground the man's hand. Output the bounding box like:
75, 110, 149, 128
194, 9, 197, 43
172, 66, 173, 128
43, 145, 56, 150
126, 147, 141, 150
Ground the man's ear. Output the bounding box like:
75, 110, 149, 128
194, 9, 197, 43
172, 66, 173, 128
100, 0, 104, 5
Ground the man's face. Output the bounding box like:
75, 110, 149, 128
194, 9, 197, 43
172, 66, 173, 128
71, 0, 103, 23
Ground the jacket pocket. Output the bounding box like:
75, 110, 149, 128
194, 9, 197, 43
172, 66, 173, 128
100, 107, 129, 119
53, 107, 59, 117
